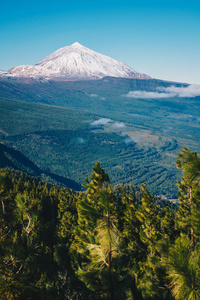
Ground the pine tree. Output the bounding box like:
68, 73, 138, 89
160, 206, 175, 241
136, 183, 161, 255
136, 184, 171, 299
120, 190, 145, 300
72, 162, 130, 299
162, 234, 200, 300
176, 147, 200, 244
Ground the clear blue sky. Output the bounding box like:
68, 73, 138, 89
1, 0, 200, 84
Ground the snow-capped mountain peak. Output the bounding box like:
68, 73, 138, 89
71, 42, 85, 47
7, 42, 151, 80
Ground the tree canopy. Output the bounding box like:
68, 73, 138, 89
0, 148, 200, 299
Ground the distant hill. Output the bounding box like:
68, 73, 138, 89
0, 76, 187, 112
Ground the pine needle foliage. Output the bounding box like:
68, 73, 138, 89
176, 148, 200, 243
1, 148, 200, 299
163, 235, 200, 300
73, 162, 131, 299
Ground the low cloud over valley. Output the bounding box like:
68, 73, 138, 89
123, 84, 200, 99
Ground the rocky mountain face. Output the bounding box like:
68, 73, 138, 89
5, 42, 150, 80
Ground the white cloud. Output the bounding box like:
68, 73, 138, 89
90, 118, 126, 134
90, 118, 112, 126
123, 84, 200, 99
124, 137, 134, 144
71, 137, 86, 144
76, 137, 86, 144
111, 122, 125, 129
123, 90, 175, 99
158, 84, 200, 97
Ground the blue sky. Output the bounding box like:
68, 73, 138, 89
1, 0, 200, 84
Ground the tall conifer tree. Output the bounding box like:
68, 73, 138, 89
73, 162, 130, 299
176, 147, 200, 243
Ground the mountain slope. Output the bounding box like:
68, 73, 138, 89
0, 143, 81, 190
8, 42, 150, 80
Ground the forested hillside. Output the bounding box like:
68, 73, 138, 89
0, 148, 200, 299
0, 143, 81, 190
1, 75, 200, 198
0, 96, 190, 198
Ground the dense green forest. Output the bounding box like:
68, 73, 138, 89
1, 76, 200, 198
0, 96, 190, 198
0, 147, 200, 299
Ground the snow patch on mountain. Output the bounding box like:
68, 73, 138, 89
9, 65, 53, 76
0, 70, 11, 76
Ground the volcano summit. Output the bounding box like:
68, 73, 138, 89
8, 42, 150, 80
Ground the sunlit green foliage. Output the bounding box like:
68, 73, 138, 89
162, 235, 200, 300
0, 148, 200, 299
